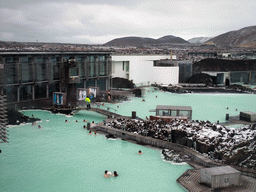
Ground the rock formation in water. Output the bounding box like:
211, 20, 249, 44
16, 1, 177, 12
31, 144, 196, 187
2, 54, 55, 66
7, 109, 40, 125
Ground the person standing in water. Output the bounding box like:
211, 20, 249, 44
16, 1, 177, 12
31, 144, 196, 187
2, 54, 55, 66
112, 171, 118, 177
104, 170, 111, 178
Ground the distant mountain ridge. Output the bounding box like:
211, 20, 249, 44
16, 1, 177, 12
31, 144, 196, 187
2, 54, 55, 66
206, 26, 256, 48
105, 26, 256, 48
104, 35, 189, 46
1, 26, 256, 49
188, 37, 213, 44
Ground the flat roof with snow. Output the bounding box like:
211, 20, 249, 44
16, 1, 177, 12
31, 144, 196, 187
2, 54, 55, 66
156, 105, 192, 111
201, 166, 240, 176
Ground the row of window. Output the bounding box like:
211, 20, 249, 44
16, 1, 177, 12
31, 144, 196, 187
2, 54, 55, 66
4, 55, 107, 64
4, 61, 108, 84
5, 78, 108, 103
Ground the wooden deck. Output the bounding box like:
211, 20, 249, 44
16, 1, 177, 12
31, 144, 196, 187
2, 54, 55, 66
220, 116, 256, 126
90, 107, 122, 118
177, 169, 210, 192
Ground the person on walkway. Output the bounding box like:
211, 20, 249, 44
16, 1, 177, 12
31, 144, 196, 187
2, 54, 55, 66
107, 90, 112, 102
85, 96, 91, 110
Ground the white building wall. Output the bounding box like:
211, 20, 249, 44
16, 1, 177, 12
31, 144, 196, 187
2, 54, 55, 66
112, 61, 127, 78
153, 67, 179, 84
112, 55, 179, 85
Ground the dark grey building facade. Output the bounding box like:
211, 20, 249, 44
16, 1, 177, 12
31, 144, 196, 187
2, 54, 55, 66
0, 51, 112, 109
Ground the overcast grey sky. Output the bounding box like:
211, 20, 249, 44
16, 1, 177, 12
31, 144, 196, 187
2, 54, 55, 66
0, 0, 255, 44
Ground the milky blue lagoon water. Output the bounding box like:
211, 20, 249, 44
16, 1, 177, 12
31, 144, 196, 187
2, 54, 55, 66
1, 109, 190, 192
1, 87, 256, 192
102, 87, 256, 123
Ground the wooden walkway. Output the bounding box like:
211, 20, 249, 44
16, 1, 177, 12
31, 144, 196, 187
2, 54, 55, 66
90, 107, 122, 118
220, 116, 256, 126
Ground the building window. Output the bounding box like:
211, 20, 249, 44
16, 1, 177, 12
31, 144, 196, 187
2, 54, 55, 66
97, 78, 106, 90
36, 57, 47, 81
5, 64, 17, 84
49, 82, 60, 98
99, 56, 105, 62
69, 67, 79, 76
77, 57, 86, 78
51, 57, 60, 80
159, 110, 170, 116
22, 63, 33, 83
6, 86, 17, 102
19, 85, 32, 101
126, 62, 129, 72
99, 62, 106, 76
86, 79, 95, 88
5, 57, 19, 84
35, 83, 47, 99
171, 111, 177, 116
89, 62, 95, 77
180, 111, 190, 117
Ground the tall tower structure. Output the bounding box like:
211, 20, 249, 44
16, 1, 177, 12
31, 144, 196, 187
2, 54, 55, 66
0, 94, 8, 143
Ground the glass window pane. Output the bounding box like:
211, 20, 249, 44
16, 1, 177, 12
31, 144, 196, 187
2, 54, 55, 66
19, 85, 32, 101
5, 64, 17, 84
171, 111, 177, 116
159, 110, 169, 116
35, 83, 47, 99
6, 86, 17, 102
70, 68, 78, 76
99, 62, 106, 76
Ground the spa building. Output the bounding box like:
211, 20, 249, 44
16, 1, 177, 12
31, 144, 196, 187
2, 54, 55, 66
0, 51, 112, 109
112, 55, 192, 85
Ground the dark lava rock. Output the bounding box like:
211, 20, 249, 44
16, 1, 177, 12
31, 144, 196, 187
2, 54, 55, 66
105, 134, 117, 139
112, 77, 135, 89
7, 109, 40, 125
186, 73, 215, 86
162, 149, 190, 163
132, 88, 142, 97
225, 84, 256, 94
167, 86, 191, 93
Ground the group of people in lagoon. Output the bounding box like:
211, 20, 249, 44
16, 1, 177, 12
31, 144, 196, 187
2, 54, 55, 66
104, 170, 118, 178
104, 150, 142, 178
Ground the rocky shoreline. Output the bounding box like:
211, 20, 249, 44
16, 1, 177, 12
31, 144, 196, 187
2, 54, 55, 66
153, 83, 256, 94
7, 109, 40, 125
105, 118, 256, 170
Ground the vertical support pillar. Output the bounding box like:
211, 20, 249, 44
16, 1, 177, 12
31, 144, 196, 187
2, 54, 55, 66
17, 86, 20, 102
46, 83, 49, 98
132, 111, 136, 119
32, 85, 35, 100
226, 113, 229, 121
